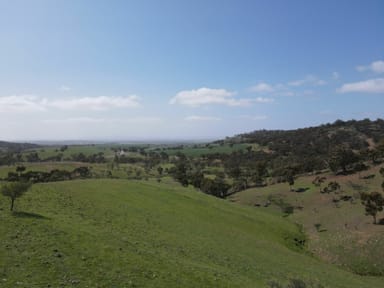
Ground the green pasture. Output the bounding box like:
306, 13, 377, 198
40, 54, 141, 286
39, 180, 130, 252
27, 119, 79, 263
0, 179, 382, 287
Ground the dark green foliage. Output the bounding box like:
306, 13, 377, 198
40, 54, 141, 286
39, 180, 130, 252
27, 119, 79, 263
72, 166, 91, 178
360, 191, 384, 224
26, 152, 41, 162
15, 165, 26, 175
157, 166, 163, 176
5, 167, 91, 183
321, 181, 341, 194
71, 152, 105, 163
329, 145, 359, 174
200, 177, 230, 198
1, 181, 32, 211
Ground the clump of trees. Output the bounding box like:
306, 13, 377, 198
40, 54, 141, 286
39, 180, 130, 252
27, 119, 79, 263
4, 166, 92, 183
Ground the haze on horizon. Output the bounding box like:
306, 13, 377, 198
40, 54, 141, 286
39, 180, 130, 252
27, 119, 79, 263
0, 0, 383, 141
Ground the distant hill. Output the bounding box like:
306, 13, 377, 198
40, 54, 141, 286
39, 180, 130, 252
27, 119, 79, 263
0, 140, 39, 152
229, 118, 384, 149
217, 118, 384, 174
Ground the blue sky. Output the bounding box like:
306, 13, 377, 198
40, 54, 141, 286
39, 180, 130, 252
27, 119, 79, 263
0, 0, 383, 141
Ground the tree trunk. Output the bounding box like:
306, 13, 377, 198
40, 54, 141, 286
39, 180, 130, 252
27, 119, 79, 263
373, 214, 377, 225
10, 198, 15, 211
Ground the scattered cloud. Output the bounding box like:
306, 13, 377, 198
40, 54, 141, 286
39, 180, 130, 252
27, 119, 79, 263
184, 115, 221, 121
0, 95, 140, 112
48, 95, 140, 110
43, 117, 161, 124
59, 85, 71, 92
250, 83, 274, 93
356, 60, 384, 73
338, 78, 384, 93
288, 75, 326, 87
255, 97, 274, 103
332, 72, 340, 80
249, 82, 294, 97
0, 95, 45, 112
170, 87, 253, 107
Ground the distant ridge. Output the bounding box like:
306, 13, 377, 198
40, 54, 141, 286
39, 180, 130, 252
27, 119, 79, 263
215, 118, 384, 174
0, 140, 40, 152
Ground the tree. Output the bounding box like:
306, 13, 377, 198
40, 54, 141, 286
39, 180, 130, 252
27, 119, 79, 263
283, 169, 295, 191
1, 181, 32, 211
312, 176, 326, 192
16, 165, 26, 176
360, 192, 384, 224
157, 166, 163, 176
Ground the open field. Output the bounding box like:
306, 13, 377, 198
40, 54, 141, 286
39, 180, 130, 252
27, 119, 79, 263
1, 179, 382, 287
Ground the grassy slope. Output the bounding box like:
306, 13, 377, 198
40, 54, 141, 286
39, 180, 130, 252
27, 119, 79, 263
0, 179, 382, 287
229, 166, 384, 277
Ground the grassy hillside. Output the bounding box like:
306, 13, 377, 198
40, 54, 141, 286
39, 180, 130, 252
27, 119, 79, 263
229, 166, 384, 277
0, 179, 382, 287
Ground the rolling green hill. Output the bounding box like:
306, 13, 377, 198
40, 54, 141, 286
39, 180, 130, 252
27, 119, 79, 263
0, 179, 382, 287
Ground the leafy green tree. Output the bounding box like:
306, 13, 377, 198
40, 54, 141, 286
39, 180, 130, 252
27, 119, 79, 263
1, 181, 32, 211
360, 192, 384, 224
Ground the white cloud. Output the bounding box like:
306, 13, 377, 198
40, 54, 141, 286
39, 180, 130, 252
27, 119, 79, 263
185, 115, 221, 121
250, 83, 274, 93
43, 116, 161, 124
356, 60, 384, 73
170, 87, 254, 107
0, 95, 140, 112
288, 75, 326, 87
249, 82, 295, 97
48, 95, 140, 110
255, 97, 274, 103
0, 95, 46, 112
338, 78, 384, 93
59, 85, 71, 92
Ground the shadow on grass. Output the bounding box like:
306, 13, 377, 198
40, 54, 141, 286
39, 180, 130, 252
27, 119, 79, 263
294, 187, 310, 193
12, 211, 50, 220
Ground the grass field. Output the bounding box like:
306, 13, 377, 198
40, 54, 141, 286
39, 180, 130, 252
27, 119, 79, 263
229, 166, 384, 277
1, 179, 383, 287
